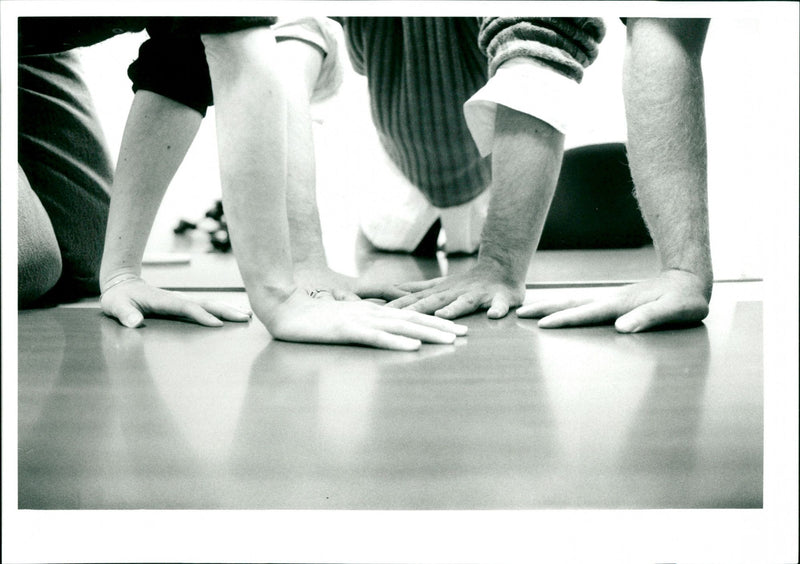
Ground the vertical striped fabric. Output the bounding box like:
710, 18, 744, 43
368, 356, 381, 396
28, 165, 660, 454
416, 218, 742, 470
342, 17, 605, 209
344, 17, 491, 208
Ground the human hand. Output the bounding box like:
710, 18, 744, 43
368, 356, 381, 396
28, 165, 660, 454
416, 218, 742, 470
294, 264, 408, 302
259, 288, 468, 351
100, 276, 252, 328
386, 261, 526, 320
517, 269, 711, 332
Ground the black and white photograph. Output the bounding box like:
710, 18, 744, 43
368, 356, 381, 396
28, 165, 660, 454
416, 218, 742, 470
2, 1, 798, 563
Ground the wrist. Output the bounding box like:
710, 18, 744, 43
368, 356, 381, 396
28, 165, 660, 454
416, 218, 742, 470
662, 252, 713, 298
100, 263, 142, 294
100, 269, 142, 294
663, 267, 713, 301
249, 282, 299, 326
476, 240, 530, 286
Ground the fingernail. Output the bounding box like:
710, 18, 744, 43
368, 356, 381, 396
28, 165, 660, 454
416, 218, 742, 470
538, 316, 556, 328
124, 314, 142, 327
454, 324, 468, 336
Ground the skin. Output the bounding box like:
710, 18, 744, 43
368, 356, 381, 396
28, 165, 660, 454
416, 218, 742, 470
276, 38, 406, 302
387, 105, 564, 320
518, 18, 713, 332
100, 27, 466, 350
390, 18, 713, 333
98, 91, 237, 328
18, 165, 62, 306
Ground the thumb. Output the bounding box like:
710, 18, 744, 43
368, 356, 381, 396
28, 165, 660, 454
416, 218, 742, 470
103, 296, 145, 328
615, 299, 673, 333
487, 293, 511, 319
332, 288, 360, 301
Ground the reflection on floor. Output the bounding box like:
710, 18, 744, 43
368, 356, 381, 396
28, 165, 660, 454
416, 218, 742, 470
18, 279, 762, 509
139, 243, 664, 292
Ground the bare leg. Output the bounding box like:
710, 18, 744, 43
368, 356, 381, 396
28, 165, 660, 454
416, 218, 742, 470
18, 165, 62, 306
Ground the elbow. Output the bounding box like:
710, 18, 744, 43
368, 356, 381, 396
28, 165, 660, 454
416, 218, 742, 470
625, 18, 709, 76
623, 18, 709, 104
201, 27, 282, 88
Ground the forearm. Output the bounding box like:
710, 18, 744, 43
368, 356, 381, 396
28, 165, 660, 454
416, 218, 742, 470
465, 17, 603, 180
100, 90, 202, 288
623, 18, 713, 293
202, 29, 295, 320
479, 105, 564, 284
277, 39, 328, 268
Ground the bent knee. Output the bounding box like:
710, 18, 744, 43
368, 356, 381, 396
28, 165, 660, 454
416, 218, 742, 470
18, 165, 63, 306
19, 244, 62, 307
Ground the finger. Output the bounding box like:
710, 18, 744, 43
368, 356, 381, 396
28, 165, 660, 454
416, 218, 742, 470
309, 289, 337, 301
401, 290, 463, 315
348, 326, 422, 351
396, 278, 443, 292
374, 319, 457, 344
146, 293, 224, 327
516, 298, 593, 319
615, 296, 709, 333
331, 288, 361, 301
537, 299, 621, 329
104, 299, 145, 328
386, 290, 431, 309
371, 332, 423, 351
486, 293, 513, 319
391, 308, 469, 336
175, 301, 226, 326
433, 292, 487, 320
197, 300, 252, 322
354, 282, 407, 301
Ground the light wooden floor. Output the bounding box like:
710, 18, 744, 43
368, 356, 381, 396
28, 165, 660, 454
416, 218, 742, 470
18, 276, 763, 509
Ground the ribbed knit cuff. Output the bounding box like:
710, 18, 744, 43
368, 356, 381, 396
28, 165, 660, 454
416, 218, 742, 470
464, 58, 579, 157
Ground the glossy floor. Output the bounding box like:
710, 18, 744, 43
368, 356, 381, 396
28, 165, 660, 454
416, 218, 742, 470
18, 283, 763, 509
138, 243, 665, 291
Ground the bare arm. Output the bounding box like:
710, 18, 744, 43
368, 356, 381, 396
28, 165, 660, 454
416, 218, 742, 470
277, 37, 406, 301
389, 17, 601, 319
624, 18, 712, 289
100, 91, 201, 287
478, 106, 564, 296
202, 29, 295, 320
99, 91, 251, 327
278, 39, 328, 272
202, 28, 466, 349
519, 18, 713, 332
390, 105, 563, 319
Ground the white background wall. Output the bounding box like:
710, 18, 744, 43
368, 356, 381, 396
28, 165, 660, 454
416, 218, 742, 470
76, 14, 798, 281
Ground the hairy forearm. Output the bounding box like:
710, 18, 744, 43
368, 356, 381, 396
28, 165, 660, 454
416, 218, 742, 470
624, 18, 713, 293
202, 30, 295, 316
100, 91, 202, 287
479, 105, 564, 283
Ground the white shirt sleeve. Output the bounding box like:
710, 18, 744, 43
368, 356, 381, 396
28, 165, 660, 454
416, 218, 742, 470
463, 58, 580, 157
272, 16, 344, 104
